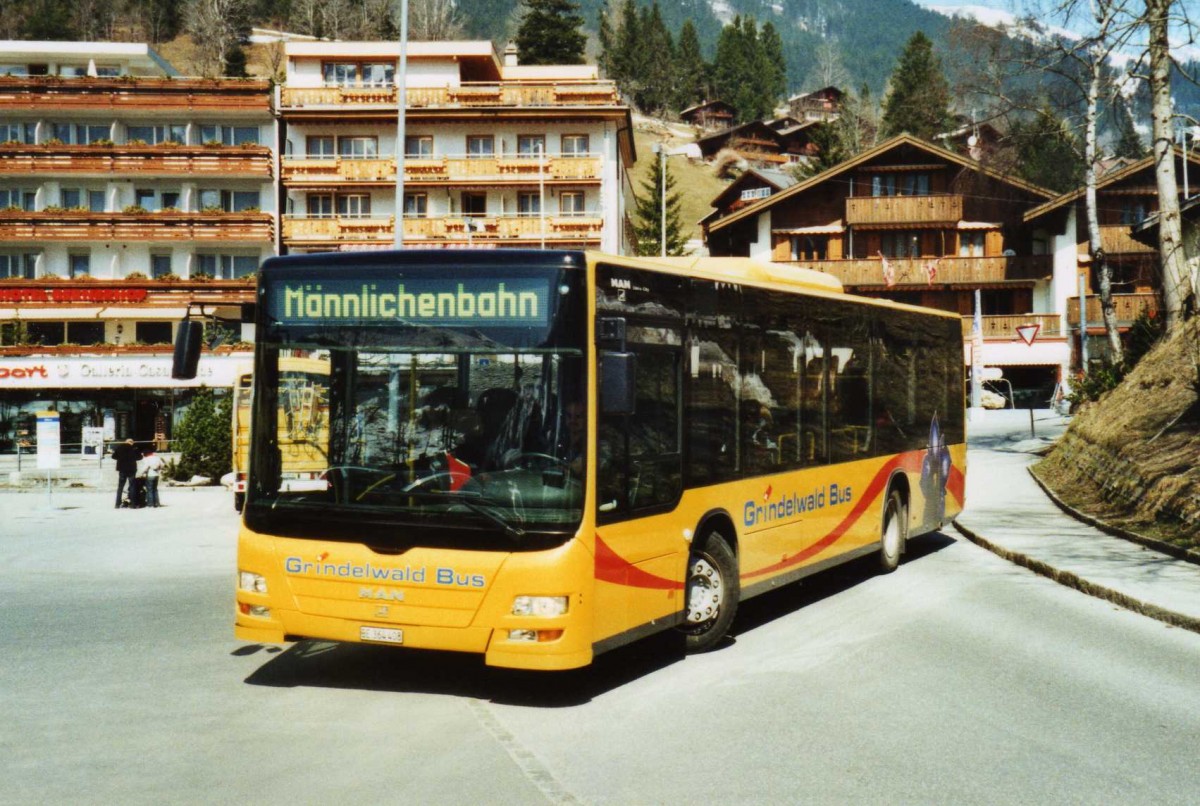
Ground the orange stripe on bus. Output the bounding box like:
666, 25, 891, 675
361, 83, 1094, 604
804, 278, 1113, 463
594, 534, 685, 590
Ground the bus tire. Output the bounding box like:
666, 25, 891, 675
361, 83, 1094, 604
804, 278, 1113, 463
234, 492, 245, 512
678, 532, 738, 653
880, 489, 906, 574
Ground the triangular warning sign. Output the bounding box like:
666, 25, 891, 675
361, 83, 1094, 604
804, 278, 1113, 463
1015, 323, 1040, 346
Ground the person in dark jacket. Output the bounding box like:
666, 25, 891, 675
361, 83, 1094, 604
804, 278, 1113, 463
110, 438, 143, 509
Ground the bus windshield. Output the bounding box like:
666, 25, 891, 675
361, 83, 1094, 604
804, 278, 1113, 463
245, 259, 587, 549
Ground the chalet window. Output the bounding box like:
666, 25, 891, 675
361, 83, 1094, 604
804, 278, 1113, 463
338, 136, 378, 158
405, 135, 433, 158
0, 252, 37, 279
0, 122, 34, 144
127, 124, 185, 145
517, 192, 541, 217
200, 125, 259, 146
338, 194, 372, 218
740, 187, 772, 202
790, 235, 828, 261
559, 191, 585, 216
870, 174, 898, 197
517, 135, 546, 157
307, 195, 334, 218
959, 231, 984, 257
150, 254, 172, 278
1120, 201, 1148, 225
461, 192, 487, 217
402, 193, 427, 218
881, 232, 922, 259
561, 134, 589, 156
306, 136, 335, 159
467, 135, 494, 159
902, 173, 931, 195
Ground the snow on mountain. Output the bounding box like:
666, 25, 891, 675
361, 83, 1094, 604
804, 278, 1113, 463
925, 4, 1078, 42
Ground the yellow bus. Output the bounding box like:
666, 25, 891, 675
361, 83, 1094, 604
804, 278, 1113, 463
230, 357, 329, 512
218, 249, 965, 670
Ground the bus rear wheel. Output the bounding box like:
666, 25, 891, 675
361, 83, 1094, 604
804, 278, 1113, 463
678, 532, 738, 653
879, 490, 907, 573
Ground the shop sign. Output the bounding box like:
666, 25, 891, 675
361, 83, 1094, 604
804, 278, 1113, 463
0, 354, 246, 389
37, 411, 61, 470
0, 287, 150, 303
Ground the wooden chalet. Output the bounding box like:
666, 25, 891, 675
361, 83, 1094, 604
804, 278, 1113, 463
786, 86, 843, 122
695, 118, 825, 166
680, 100, 736, 132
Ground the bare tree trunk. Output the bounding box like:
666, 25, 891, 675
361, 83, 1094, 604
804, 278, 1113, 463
1147, 0, 1192, 330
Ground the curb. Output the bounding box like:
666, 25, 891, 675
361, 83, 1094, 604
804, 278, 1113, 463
951, 518, 1200, 635
1026, 463, 1200, 567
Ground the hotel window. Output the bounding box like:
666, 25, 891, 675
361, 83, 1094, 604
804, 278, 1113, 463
405, 135, 433, 158
0, 122, 34, 144
518, 135, 546, 157
199, 124, 259, 146
306, 136, 335, 159
559, 191, 585, 216
337, 194, 372, 218
52, 123, 111, 145
69, 253, 90, 278
517, 192, 541, 217
60, 188, 84, 209
198, 189, 261, 212
462, 193, 487, 217
136, 322, 173, 344
402, 193, 427, 218
362, 63, 394, 86
307, 195, 334, 218
322, 63, 358, 86
0, 188, 36, 211
338, 136, 378, 158
58, 65, 87, 77
467, 135, 494, 159
127, 124, 185, 145
196, 253, 258, 279
95, 66, 120, 77
67, 321, 104, 345
561, 134, 589, 156
0, 252, 37, 279
150, 254, 172, 278
135, 189, 157, 210
26, 322, 65, 345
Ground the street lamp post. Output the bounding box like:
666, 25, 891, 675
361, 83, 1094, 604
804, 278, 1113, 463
393, 0, 409, 249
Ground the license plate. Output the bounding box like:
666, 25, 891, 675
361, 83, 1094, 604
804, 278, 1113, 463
360, 626, 404, 644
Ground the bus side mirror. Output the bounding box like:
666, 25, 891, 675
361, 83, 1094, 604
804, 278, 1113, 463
172, 319, 203, 380
600, 351, 636, 416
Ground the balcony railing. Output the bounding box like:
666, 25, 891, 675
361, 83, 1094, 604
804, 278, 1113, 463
280, 154, 602, 184
1066, 293, 1160, 327
0, 76, 271, 111
0, 143, 272, 177
960, 313, 1063, 340
282, 214, 604, 243
1098, 225, 1156, 255
278, 81, 621, 109
0, 210, 274, 241
782, 254, 1052, 287
845, 194, 964, 226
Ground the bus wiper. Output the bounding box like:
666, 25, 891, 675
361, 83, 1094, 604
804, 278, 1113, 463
399, 490, 526, 541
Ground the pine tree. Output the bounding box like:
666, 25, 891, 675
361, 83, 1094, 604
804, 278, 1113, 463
634, 152, 688, 257
515, 0, 587, 66
1111, 96, 1144, 159
880, 31, 952, 141
759, 22, 787, 110
674, 20, 708, 111
1008, 107, 1084, 193
172, 387, 232, 482
638, 3, 675, 114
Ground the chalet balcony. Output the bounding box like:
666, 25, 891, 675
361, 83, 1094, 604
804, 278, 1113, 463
845, 194, 964, 226
1066, 293, 1160, 328
0, 143, 272, 178
1098, 225, 1157, 255
278, 81, 620, 110
282, 214, 604, 244
960, 313, 1064, 340
280, 154, 602, 184
785, 254, 1052, 287
0, 76, 271, 112
0, 210, 274, 242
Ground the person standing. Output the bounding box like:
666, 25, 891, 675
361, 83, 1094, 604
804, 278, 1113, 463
140, 448, 164, 508
110, 438, 142, 509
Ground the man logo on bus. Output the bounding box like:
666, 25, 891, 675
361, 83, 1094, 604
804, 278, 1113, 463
920, 414, 951, 528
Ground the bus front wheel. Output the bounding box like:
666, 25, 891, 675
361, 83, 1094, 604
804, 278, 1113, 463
879, 490, 907, 573
678, 532, 738, 653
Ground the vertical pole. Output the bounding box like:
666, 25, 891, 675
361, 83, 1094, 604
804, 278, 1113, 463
393, 0, 409, 249
1078, 273, 1089, 373
970, 288, 982, 411
539, 141, 546, 249
660, 150, 667, 258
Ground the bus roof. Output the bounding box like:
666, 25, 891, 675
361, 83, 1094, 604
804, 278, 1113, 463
615, 255, 845, 294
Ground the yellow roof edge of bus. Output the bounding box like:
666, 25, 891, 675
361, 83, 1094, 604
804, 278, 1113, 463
618, 255, 844, 294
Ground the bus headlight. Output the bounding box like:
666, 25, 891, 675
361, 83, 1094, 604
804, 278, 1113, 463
238, 570, 268, 594
511, 595, 568, 617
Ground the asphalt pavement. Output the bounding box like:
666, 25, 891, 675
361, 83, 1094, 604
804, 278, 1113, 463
955, 409, 1200, 633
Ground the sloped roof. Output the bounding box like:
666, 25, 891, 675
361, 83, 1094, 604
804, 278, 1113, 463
709, 133, 1057, 234
1024, 148, 1200, 223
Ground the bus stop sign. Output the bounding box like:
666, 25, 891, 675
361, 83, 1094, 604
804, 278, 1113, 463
1016, 324, 1040, 346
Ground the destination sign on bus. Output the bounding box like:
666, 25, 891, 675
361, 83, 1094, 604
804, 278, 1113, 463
271, 277, 551, 327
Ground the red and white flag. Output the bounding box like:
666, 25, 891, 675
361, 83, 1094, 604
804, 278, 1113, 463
924, 257, 940, 286
877, 251, 896, 288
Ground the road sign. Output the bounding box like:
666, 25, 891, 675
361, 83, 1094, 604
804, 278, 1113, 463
1015, 323, 1040, 346
36, 411, 60, 470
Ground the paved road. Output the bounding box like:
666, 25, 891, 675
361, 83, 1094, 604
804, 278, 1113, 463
3, 480, 1199, 803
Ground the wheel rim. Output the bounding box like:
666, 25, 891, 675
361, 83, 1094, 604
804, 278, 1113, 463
882, 507, 902, 563
683, 554, 723, 629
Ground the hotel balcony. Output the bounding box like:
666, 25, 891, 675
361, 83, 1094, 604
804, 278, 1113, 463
0, 76, 271, 112
282, 214, 604, 246
784, 254, 1052, 287
0, 210, 274, 242
960, 313, 1064, 340
280, 154, 602, 185
845, 194, 964, 227
1066, 293, 1160, 328
0, 279, 256, 308
0, 143, 272, 178
278, 81, 620, 110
